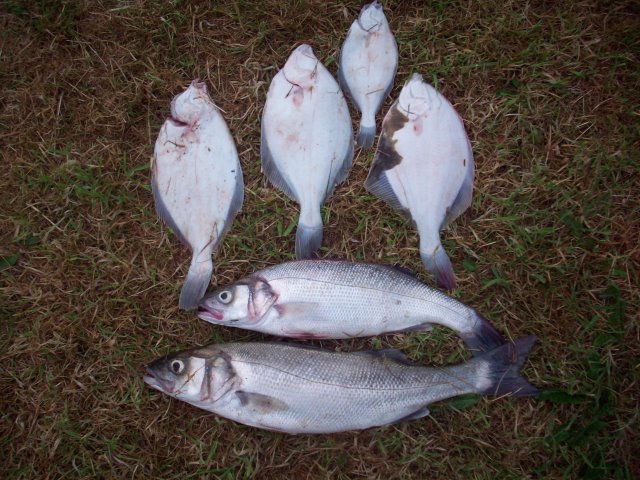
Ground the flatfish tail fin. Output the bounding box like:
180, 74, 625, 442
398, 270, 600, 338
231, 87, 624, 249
357, 123, 376, 150
421, 246, 456, 291
295, 222, 323, 259
479, 335, 539, 397
179, 255, 214, 310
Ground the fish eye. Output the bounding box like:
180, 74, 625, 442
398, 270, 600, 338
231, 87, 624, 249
217, 290, 233, 304
170, 360, 184, 374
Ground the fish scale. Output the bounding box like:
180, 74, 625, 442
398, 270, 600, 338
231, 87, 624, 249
198, 260, 506, 354
198, 343, 476, 430
145, 339, 538, 433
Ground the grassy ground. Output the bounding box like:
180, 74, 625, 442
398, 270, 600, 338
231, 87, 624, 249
1, 0, 638, 478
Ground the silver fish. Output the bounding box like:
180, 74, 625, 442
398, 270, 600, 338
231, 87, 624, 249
339, 0, 398, 149
197, 260, 504, 354
365, 73, 474, 290
152, 81, 244, 310
261, 44, 353, 259
144, 337, 538, 434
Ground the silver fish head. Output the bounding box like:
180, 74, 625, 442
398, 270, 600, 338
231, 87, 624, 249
283, 44, 319, 87
397, 73, 440, 118
170, 80, 215, 125
144, 346, 237, 403
358, 1, 386, 33
197, 277, 278, 326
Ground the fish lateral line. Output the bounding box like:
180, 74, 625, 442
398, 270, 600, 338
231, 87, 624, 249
258, 274, 470, 318
230, 358, 458, 391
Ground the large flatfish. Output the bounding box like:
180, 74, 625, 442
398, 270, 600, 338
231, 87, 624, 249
152, 81, 244, 309
261, 44, 353, 258
365, 74, 474, 290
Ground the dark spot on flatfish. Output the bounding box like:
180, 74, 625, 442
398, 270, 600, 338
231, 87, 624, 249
368, 102, 408, 182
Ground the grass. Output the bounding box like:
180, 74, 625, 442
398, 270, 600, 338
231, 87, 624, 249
1, 0, 639, 478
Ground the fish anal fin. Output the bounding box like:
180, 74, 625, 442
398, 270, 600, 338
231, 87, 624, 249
228, 167, 245, 225
332, 135, 354, 189
395, 322, 434, 333
392, 406, 431, 425
236, 391, 288, 413
362, 348, 416, 366
441, 159, 474, 229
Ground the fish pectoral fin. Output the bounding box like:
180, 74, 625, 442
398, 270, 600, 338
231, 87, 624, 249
392, 406, 431, 425
274, 301, 321, 318
360, 348, 416, 366
236, 391, 288, 413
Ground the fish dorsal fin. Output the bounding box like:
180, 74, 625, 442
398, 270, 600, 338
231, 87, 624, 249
365, 169, 412, 219
260, 119, 298, 202
337, 46, 355, 102
361, 348, 416, 366
364, 102, 410, 211
441, 157, 474, 230
389, 263, 417, 278
364, 112, 412, 216
392, 406, 431, 424
235, 391, 288, 413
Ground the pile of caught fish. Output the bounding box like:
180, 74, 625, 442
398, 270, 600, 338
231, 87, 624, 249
145, 1, 538, 434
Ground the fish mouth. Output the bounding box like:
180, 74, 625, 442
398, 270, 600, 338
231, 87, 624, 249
168, 116, 189, 126
144, 367, 175, 394
190, 79, 207, 93
197, 305, 225, 322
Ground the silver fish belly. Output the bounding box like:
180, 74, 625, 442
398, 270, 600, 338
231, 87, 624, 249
152, 80, 244, 310
261, 44, 354, 259
339, 0, 398, 149
144, 338, 538, 434
198, 260, 505, 355
365, 73, 474, 290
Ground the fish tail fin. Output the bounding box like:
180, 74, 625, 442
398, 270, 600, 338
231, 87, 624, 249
421, 245, 457, 290
476, 335, 539, 397
179, 255, 213, 310
460, 311, 507, 356
295, 222, 323, 259
357, 123, 376, 150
